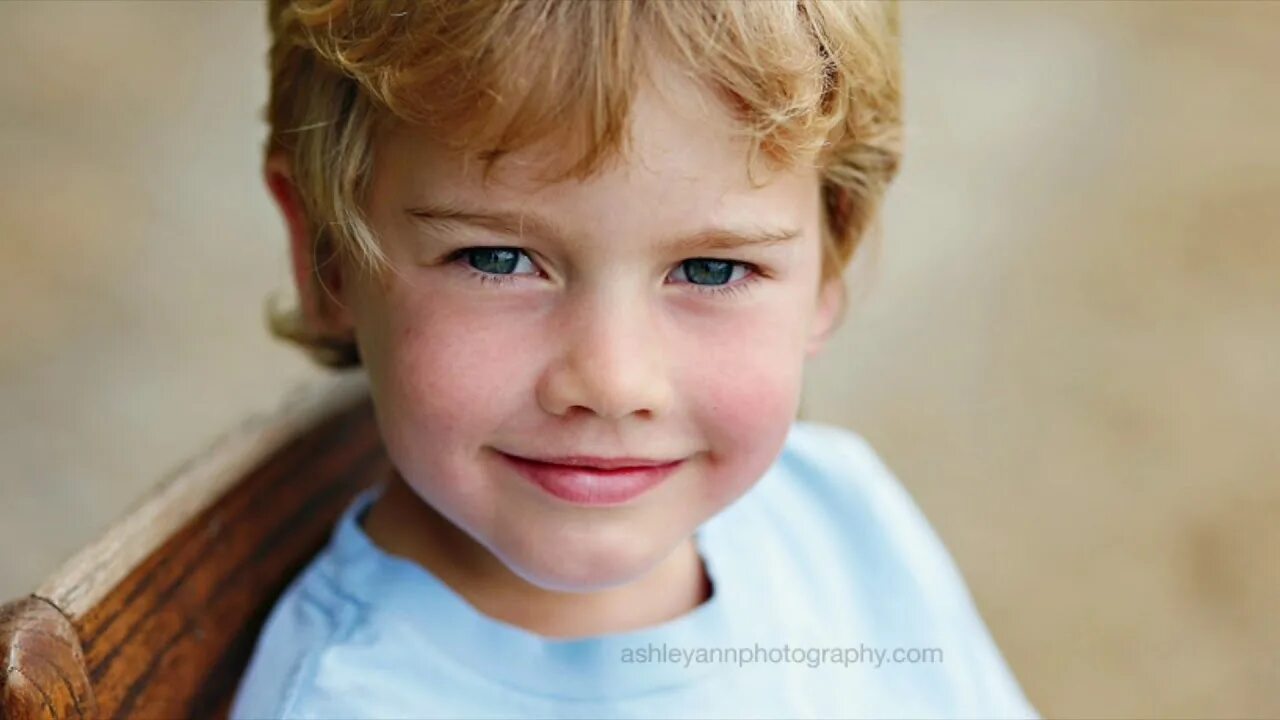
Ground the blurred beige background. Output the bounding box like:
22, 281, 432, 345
2, 2, 1276, 717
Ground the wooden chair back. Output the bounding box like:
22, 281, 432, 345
0, 375, 389, 719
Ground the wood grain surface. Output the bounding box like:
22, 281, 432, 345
2, 385, 390, 719
0, 597, 95, 720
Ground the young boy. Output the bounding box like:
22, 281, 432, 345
233, 1, 1037, 718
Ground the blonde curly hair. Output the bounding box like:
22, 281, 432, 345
264, 0, 903, 368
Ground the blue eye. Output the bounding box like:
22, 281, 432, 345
466, 247, 521, 274
446, 247, 761, 299
672, 258, 760, 298
447, 247, 539, 287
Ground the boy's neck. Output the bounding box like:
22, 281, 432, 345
360, 473, 712, 639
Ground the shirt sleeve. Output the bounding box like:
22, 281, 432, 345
229, 567, 354, 720
797, 421, 1041, 719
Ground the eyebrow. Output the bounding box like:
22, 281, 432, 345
405, 200, 802, 252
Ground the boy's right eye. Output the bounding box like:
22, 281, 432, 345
446, 247, 542, 287
452, 247, 534, 275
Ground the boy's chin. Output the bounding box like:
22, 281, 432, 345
495, 538, 680, 594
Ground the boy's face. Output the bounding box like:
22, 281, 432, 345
292, 66, 843, 592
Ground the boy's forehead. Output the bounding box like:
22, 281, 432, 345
367, 51, 823, 253
378, 79, 811, 219
377, 138, 818, 260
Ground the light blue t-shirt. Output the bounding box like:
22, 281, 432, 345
231, 420, 1037, 719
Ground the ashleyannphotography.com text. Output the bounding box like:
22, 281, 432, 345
620, 643, 944, 669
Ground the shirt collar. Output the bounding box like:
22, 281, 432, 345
321, 481, 746, 700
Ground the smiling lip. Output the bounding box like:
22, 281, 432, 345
498, 452, 684, 505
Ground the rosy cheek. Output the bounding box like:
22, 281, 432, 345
380, 292, 535, 431
699, 365, 797, 448
686, 325, 802, 498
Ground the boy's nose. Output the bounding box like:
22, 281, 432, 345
535, 290, 674, 421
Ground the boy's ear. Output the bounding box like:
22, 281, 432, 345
806, 275, 845, 358
264, 153, 355, 342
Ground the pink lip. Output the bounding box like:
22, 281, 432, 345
499, 452, 683, 505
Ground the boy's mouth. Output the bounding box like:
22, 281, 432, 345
497, 451, 685, 506
507, 453, 683, 470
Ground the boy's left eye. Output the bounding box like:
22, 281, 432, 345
445, 246, 762, 299
669, 258, 751, 287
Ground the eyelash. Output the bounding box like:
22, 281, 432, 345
444, 247, 763, 300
